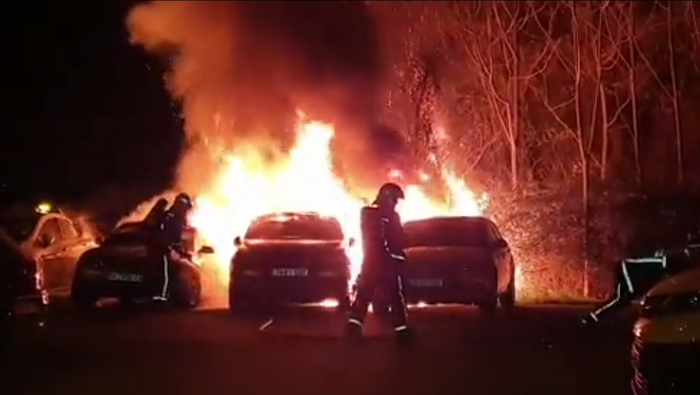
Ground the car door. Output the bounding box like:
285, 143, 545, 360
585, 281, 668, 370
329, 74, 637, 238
56, 218, 86, 290
33, 218, 68, 294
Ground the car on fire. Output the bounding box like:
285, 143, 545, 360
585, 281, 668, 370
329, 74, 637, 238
0, 203, 97, 297
71, 221, 215, 309
632, 265, 700, 395
402, 216, 516, 313
228, 212, 353, 312
1, 228, 49, 338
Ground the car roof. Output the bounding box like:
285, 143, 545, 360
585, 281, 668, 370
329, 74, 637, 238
404, 216, 494, 227
646, 266, 700, 297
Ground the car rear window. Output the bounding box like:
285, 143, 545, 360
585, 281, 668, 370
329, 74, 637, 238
245, 214, 344, 241
404, 218, 491, 248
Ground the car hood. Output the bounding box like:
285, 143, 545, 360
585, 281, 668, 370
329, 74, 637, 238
647, 267, 700, 297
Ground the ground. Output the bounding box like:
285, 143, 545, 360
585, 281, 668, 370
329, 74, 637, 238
4, 300, 634, 395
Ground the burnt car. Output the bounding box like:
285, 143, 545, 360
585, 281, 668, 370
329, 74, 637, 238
228, 212, 353, 312
402, 216, 516, 313
0, 203, 96, 297
1, 228, 49, 339
71, 222, 215, 309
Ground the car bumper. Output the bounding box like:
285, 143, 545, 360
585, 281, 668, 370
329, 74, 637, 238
403, 277, 495, 304
75, 272, 158, 299
231, 275, 349, 304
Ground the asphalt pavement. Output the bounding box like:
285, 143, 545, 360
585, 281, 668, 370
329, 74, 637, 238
3, 299, 635, 395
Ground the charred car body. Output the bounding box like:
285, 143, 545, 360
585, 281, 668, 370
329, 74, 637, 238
401, 216, 516, 313
0, 204, 96, 297
228, 212, 353, 312
71, 221, 214, 309
1, 228, 48, 339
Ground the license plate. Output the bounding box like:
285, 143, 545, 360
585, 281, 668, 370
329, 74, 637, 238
14, 302, 40, 315
409, 278, 443, 287
272, 268, 308, 277
107, 272, 144, 282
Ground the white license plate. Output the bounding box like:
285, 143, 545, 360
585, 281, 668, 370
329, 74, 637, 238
107, 272, 144, 282
272, 268, 309, 277
409, 278, 443, 287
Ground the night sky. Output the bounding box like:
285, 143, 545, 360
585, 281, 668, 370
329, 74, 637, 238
3, 1, 181, 207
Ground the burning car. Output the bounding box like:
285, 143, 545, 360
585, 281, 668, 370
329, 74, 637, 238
0, 202, 97, 297
228, 212, 353, 312
71, 221, 215, 309
401, 216, 516, 313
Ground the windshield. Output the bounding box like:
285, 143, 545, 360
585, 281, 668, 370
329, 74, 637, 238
404, 218, 492, 248
103, 229, 150, 247
0, 211, 42, 243
245, 215, 344, 241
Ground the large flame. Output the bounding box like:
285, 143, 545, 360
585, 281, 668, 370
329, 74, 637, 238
189, 115, 488, 285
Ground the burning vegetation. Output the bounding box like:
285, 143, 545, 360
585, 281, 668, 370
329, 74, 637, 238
123, 1, 700, 303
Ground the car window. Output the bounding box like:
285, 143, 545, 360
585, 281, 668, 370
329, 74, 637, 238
35, 219, 62, 247
58, 218, 79, 240
404, 218, 491, 248
104, 230, 150, 247
245, 215, 344, 241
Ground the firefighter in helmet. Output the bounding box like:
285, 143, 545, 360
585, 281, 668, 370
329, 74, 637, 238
154, 193, 194, 300
347, 182, 410, 344
144, 198, 169, 230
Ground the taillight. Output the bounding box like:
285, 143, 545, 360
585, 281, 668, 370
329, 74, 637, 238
28, 261, 44, 289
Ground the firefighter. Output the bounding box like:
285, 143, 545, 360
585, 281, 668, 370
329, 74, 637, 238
154, 193, 194, 301
582, 238, 700, 325
347, 182, 410, 344
144, 198, 169, 230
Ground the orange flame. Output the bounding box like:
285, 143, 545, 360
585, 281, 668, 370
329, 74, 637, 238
189, 116, 488, 284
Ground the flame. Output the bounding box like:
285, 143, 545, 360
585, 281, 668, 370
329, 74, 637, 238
189, 116, 488, 285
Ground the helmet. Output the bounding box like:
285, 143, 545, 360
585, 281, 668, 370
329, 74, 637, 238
174, 193, 194, 209
374, 182, 405, 206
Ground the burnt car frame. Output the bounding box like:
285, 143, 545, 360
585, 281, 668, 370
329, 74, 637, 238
228, 212, 353, 312
401, 216, 516, 313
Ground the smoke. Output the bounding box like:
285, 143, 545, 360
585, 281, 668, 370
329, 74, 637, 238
127, 0, 410, 194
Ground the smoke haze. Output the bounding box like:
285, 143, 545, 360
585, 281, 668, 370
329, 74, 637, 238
127, 0, 413, 194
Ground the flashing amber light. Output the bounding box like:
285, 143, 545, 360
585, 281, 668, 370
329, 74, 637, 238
35, 203, 52, 214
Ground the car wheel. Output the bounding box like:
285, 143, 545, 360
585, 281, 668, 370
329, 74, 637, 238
499, 276, 516, 309
478, 295, 497, 315
72, 286, 97, 311
174, 270, 201, 309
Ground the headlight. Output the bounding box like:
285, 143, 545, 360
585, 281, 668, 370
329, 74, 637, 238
641, 290, 700, 317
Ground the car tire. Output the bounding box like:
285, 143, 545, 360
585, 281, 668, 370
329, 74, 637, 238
499, 275, 516, 309
478, 295, 497, 315
228, 286, 253, 313
72, 285, 97, 311
173, 270, 201, 309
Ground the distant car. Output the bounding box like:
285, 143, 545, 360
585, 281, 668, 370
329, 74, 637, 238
0, 204, 96, 296
228, 212, 353, 312
71, 222, 215, 309
402, 216, 516, 313
632, 266, 700, 395
1, 228, 49, 338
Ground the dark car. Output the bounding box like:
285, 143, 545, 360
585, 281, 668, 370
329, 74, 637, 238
401, 216, 516, 313
71, 222, 215, 309
1, 228, 49, 339
0, 205, 97, 297
228, 212, 353, 312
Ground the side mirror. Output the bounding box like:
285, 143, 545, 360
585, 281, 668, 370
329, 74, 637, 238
493, 239, 508, 249
233, 236, 242, 247
198, 245, 215, 255
37, 234, 54, 248
348, 237, 356, 248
